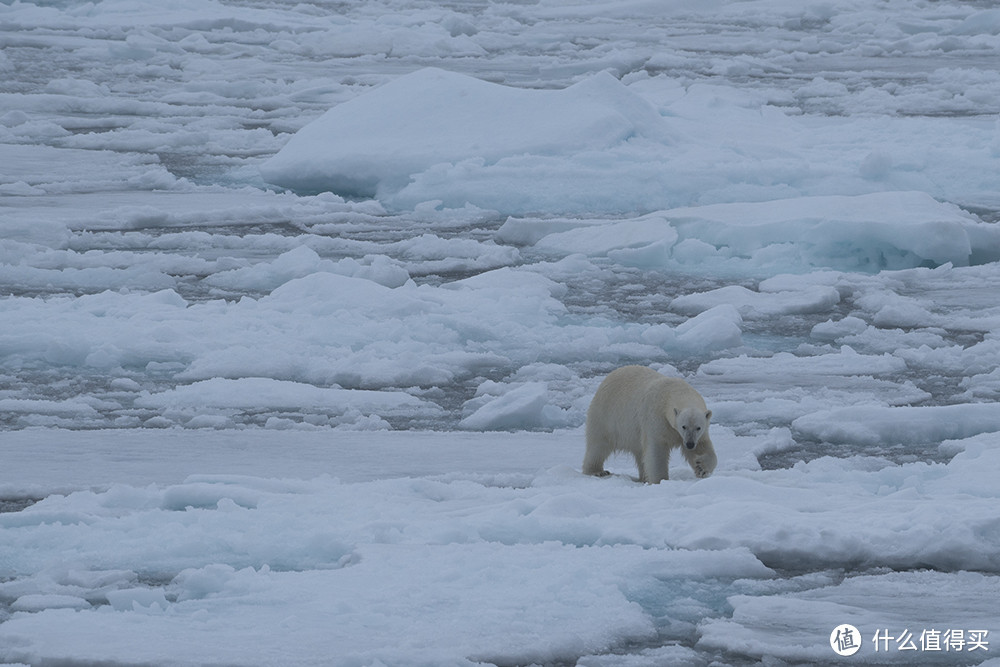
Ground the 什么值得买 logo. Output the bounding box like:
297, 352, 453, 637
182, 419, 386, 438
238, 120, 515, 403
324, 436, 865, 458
830, 625, 989, 656
831, 624, 862, 656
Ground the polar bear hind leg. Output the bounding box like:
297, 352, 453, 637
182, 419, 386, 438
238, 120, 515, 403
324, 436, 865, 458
582, 426, 612, 477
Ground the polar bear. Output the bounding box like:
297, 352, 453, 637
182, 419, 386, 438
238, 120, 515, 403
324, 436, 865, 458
583, 365, 717, 483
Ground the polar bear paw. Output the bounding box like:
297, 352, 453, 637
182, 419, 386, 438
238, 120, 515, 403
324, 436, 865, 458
694, 462, 711, 478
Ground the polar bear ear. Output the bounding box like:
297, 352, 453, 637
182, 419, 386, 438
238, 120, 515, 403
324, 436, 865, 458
674, 408, 680, 417
705, 410, 712, 421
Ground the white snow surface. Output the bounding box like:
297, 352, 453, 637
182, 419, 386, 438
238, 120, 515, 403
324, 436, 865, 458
2, 428, 999, 666
261, 67, 672, 201
3, 0, 1000, 664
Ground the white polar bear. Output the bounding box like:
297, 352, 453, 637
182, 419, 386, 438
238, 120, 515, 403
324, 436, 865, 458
583, 365, 717, 483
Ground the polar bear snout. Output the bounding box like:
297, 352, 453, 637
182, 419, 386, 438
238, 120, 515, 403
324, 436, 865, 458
684, 440, 697, 450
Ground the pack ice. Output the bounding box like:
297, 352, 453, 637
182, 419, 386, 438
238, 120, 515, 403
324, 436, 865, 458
3, 0, 1000, 665
261, 67, 671, 203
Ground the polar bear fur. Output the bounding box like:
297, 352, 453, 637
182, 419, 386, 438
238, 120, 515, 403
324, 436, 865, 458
583, 365, 717, 483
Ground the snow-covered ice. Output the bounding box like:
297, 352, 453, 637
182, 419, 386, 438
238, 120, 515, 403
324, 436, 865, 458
261, 67, 672, 201
3, 0, 1000, 664
2, 428, 999, 665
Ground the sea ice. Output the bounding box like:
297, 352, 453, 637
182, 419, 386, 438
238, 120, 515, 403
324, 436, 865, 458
2, 428, 998, 665
4, 0, 1000, 664
261, 67, 671, 199
792, 403, 1000, 446
511, 191, 1000, 274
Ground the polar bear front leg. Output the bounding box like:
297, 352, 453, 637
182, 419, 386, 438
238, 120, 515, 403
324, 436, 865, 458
683, 436, 717, 479
640, 434, 668, 484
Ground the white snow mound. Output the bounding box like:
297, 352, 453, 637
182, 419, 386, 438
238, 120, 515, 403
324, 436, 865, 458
508, 191, 1000, 272
260, 67, 671, 199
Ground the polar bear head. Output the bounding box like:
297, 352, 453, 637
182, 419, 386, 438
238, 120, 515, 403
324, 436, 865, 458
673, 407, 712, 450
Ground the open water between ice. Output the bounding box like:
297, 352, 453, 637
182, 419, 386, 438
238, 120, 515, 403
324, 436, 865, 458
3, 205, 996, 466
